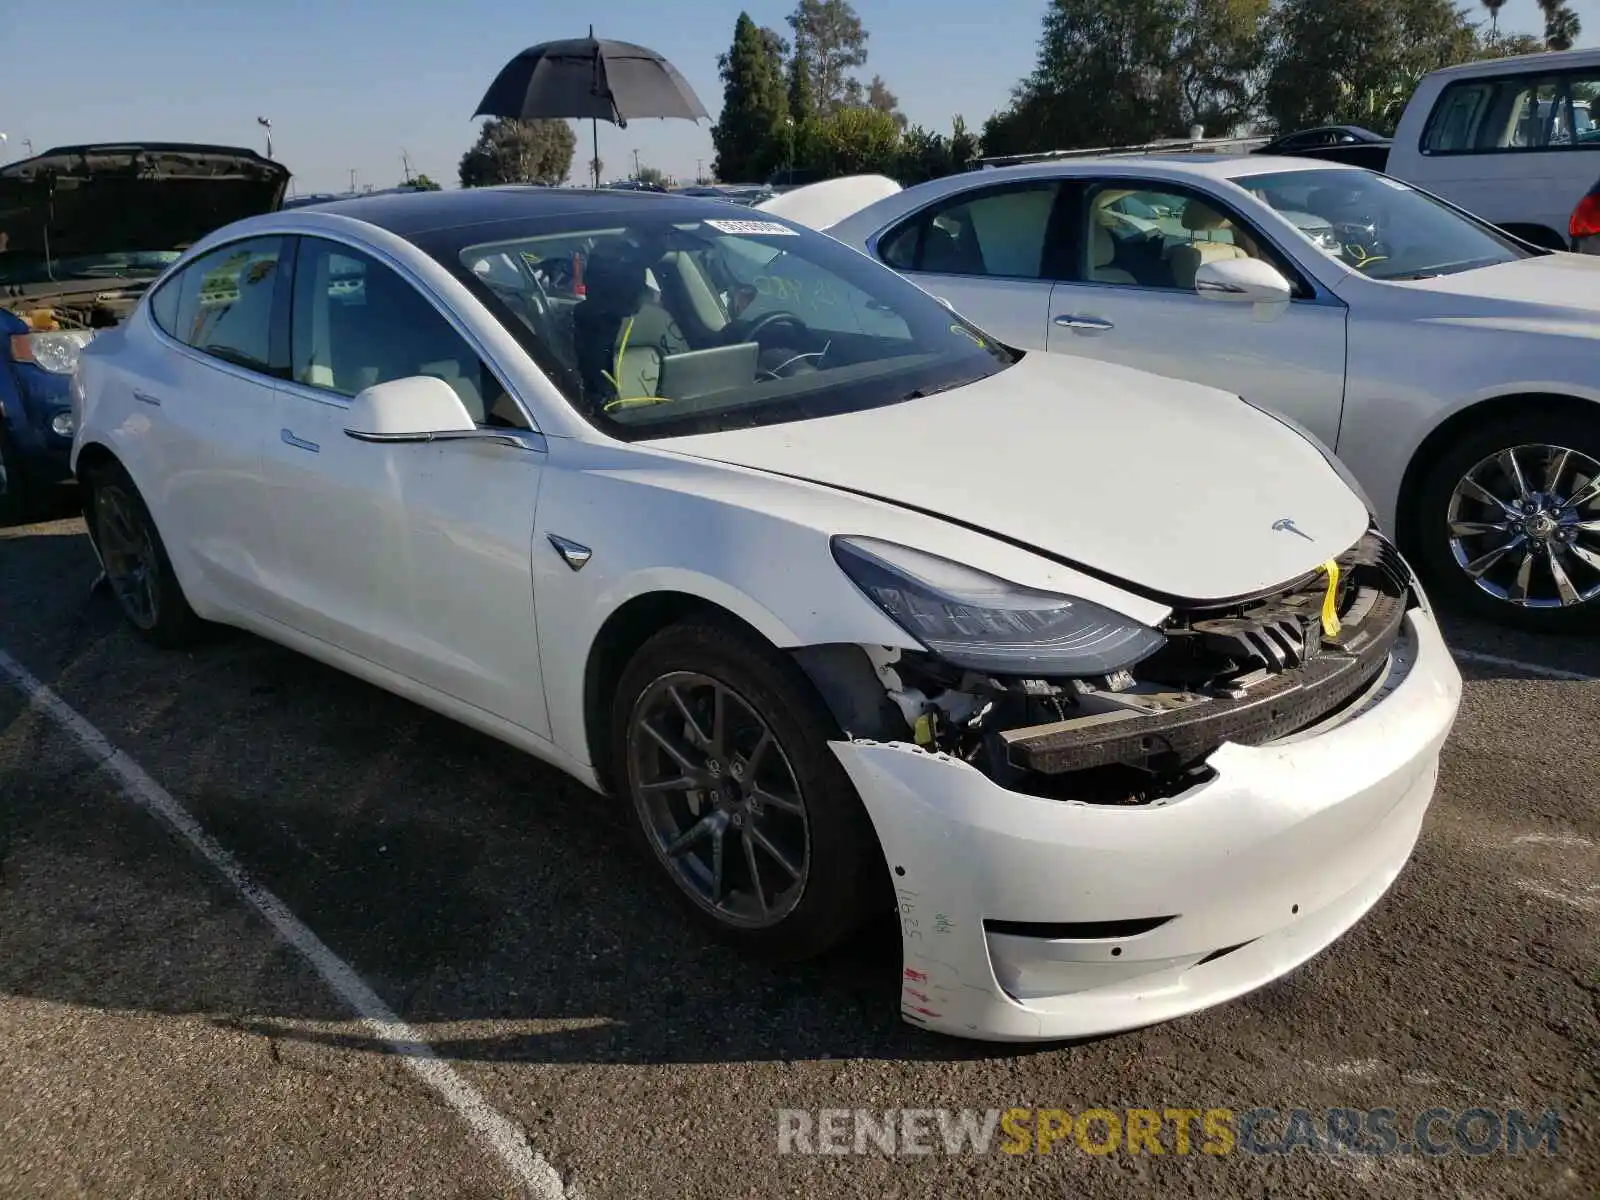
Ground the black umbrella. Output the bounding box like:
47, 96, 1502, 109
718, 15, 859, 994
475, 27, 709, 188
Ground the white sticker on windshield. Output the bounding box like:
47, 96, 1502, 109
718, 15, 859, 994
704, 218, 800, 236
1373, 175, 1411, 191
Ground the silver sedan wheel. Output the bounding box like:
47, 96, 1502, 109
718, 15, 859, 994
1447, 443, 1600, 609
626, 671, 810, 929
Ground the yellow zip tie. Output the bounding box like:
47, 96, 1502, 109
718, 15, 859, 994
1318, 559, 1342, 639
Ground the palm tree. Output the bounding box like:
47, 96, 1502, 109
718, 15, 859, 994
1481, 0, 1507, 46
1538, 0, 1582, 51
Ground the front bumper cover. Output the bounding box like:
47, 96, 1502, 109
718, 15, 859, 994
831, 606, 1461, 1043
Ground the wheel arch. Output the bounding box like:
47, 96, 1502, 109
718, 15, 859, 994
1395, 391, 1600, 548
583, 592, 781, 796
578, 588, 906, 796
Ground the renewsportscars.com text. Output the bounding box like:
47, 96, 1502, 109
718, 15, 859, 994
776, 1106, 1565, 1158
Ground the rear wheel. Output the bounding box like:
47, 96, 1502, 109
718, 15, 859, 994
86, 461, 204, 647
1410, 413, 1600, 632
609, 616, 886, 961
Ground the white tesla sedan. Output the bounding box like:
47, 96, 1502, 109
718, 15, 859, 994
806, 157, 1600, 635
69, 188, 1461, 1042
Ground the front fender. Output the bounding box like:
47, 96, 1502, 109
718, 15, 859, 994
531, 442, 925, 766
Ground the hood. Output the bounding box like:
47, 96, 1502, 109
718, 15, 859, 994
1386, 252, 1600, 312
0, 143, 290, 285
754, 174, 901, 232
642, 353, 1370, 603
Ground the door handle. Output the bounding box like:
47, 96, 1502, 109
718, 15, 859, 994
131, 389, 163, 407
1054, 314, 1115, 331
280, 428, 320, 453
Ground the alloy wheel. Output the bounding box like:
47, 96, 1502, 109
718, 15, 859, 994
95, 484, 161, 629
1446, 443, 1600, 609
626, 671, 810, 928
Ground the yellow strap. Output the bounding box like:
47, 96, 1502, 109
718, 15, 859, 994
1318, 559, 1342, 639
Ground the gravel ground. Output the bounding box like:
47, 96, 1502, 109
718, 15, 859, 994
1, 513, 1594, 1199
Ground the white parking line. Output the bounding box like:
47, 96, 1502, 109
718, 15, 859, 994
0, 648, 569, 1200
1449, 649, 1599, 683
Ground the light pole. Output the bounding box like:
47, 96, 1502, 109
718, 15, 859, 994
349, 168, 357, 194
632, 148, 641, 179
257, 116, 273, 159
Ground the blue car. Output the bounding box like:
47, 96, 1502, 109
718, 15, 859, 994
1, 142, 289, 521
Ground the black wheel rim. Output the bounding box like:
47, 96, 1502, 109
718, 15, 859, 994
95, 484, 160, 630
626, 671, 810, 928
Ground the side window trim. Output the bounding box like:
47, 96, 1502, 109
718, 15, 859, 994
1422, 69, 1600, 156
1075, 178, 1322, 303
288, 232, 539, 433
144, 233, 294, 382
870, 180, 1065, 282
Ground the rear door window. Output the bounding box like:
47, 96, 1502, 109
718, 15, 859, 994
877, 182, 1064, 279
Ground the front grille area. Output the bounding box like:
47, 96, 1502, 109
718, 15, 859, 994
999, 530, 1413, 776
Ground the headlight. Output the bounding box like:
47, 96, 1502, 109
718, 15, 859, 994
9, 330, 97, 375
1238, 397, 1378, 517
831, 536, 1166, 676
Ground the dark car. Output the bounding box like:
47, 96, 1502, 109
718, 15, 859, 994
1253, 126, 1392, 172
0, 142, 288, 521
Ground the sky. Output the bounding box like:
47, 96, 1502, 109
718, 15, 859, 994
3, 0, 1594, 195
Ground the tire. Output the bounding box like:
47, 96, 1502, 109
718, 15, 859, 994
609, 615, 888, 961
1408, 410, 1600, 633
84, 460, 204, 647
0, 425, 28, 526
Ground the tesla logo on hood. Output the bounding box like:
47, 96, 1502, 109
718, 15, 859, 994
1272, 518, 1314, 542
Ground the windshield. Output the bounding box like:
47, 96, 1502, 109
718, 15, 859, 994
1238, 168, 1532, 280
443, 208, 1015, 440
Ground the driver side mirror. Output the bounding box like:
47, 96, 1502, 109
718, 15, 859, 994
1194, 258, 1294, 305
343, 376, 477, 443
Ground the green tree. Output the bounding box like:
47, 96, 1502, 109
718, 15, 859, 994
866, 75, 908, 130
636, 164, 667, 186
458, 118, 575, 187
712, 13, 791, 182
406, 173, 442, 191
1263, 0, 1478, 135
980, 0, 1188, 156
1480, 0, 1507, 46
809, 106, 902, 176
788, 40, 817, 124
1170, 0, 1272, 135
787, 0, 870, 115
1540, 1, 1582, 50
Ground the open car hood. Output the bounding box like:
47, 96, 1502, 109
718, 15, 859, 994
644, 353, 1371, 604
0, 143, 290, 284
753, 175, 901, 232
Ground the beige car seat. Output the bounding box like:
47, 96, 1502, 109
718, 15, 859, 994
1089, 222, 1136, 284
1168, 202, 1250, 290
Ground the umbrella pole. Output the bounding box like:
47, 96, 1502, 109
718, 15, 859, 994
592, 118, 600, 188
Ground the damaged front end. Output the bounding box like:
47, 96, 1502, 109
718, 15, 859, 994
801, 529, 1415, 807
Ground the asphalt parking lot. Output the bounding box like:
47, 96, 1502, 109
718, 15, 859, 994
1, 508, 1596, 1199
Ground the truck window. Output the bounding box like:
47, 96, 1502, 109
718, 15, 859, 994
1424, 70, 1600, 154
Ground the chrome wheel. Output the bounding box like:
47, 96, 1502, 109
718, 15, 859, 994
626, 671, 810, 929
1447, 443, 1600, 609
94, 484, 160, 629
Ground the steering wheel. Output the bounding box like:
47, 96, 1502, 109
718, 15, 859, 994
729, 309, 807, 347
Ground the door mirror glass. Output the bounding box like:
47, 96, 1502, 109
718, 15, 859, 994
1194, 257, 1294, 304
344, 376, 477, 442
